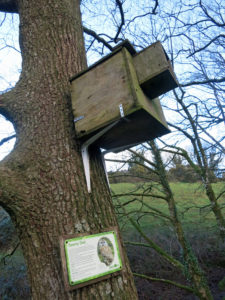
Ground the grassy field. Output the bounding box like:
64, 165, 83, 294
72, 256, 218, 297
110, 182, 225, 299
110, 181, 225, 236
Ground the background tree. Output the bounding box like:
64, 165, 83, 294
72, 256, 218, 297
167, 155, 201, 183
110, 143, 213, 300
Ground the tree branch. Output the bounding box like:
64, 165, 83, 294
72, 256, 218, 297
133, 273, 195, 294
152, 0, 159, 14
128, 216, 184, 271
0, 0, 18, 13
0, 134, 16, 147
159, 142, 203, 177
0, 93, 13, 124
187, 35, 225, 57
112, 192, 168, 201
83, 26, 114, 51
114, 0, 125, 42
106, 158, 158, 175
181, 77, 225, 87
128, 149, 156, 168
199, 0, 225, 27
1, 241, 20, 264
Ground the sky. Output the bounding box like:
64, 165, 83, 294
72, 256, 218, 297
0, 3, 224, 171
0, 13, 20, 161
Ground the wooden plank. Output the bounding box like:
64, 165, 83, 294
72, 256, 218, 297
122, 47, 169, 129
133, 41, 178, 98
70, 40, 136, 83
71, 50, 136, 138
133, 42, 168, 84
95, 108, 170, 151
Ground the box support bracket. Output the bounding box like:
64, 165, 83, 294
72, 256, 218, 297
80, 104, 128, 193
81, 121, 119, 193
80, 104, 126, 193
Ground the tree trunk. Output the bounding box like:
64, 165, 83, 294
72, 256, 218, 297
204, 181, 225, 239
0, 1, 137, 299
176, 96, 225, 239
150, 141, 213, 300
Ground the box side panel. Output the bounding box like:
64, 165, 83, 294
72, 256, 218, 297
95, 109, 170, 151
142, 96, 169, 129
121, 48, 140, 111
71, 51, 135, 137
140, 69, 178, 99
133, 42, 168, 85
122, 47, 169, 130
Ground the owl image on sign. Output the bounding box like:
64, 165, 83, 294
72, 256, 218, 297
97, 237, 114, 266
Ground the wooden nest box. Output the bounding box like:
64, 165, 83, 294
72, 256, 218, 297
70, 41, 178, 152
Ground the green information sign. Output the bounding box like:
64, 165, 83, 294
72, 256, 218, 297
64, 230, 122, 287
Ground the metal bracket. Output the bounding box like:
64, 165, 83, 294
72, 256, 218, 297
81, 121, 119, 193
119, 104, 124, 117
74, 116, 84, 123
81, 103, 128, 193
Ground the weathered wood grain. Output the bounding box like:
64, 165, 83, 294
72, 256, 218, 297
71, 50, 136, 138
133, 41, 178, 99
71, 42, 176, 150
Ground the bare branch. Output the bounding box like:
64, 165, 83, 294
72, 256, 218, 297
114, 0, 125, 43
0, 43, 20, 54
0, 12, 6, 26
128, 216, 184, 270
187, 34, 225, 57
1, 241, 20, 264
159, 143, 202, 177
216, 190, 225, 201
106, 158, 158, 174
83, 26, 114, 51
128, 149, 156, 168
126, 0, 158, 29
181, 77, 225, 87
0, 134, 16, 147
152, 0, 159, 15
199, 0, 225, 27
196, 123, 225, 153
112, 192, 168, 201
133, 273, 195, 294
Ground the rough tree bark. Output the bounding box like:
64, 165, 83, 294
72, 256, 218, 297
0, 0, 138, 299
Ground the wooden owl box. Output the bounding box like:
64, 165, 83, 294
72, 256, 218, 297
70, 41, 178, 152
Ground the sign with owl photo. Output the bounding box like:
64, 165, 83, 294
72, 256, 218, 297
60, 228, 123, 290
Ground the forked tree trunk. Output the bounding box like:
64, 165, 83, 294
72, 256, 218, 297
0, 0, 137, 299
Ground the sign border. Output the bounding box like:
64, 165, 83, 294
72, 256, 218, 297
59, 226, 124, 291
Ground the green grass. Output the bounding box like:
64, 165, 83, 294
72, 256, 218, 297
110, 181, 225, 236
110, 182, 225, 300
